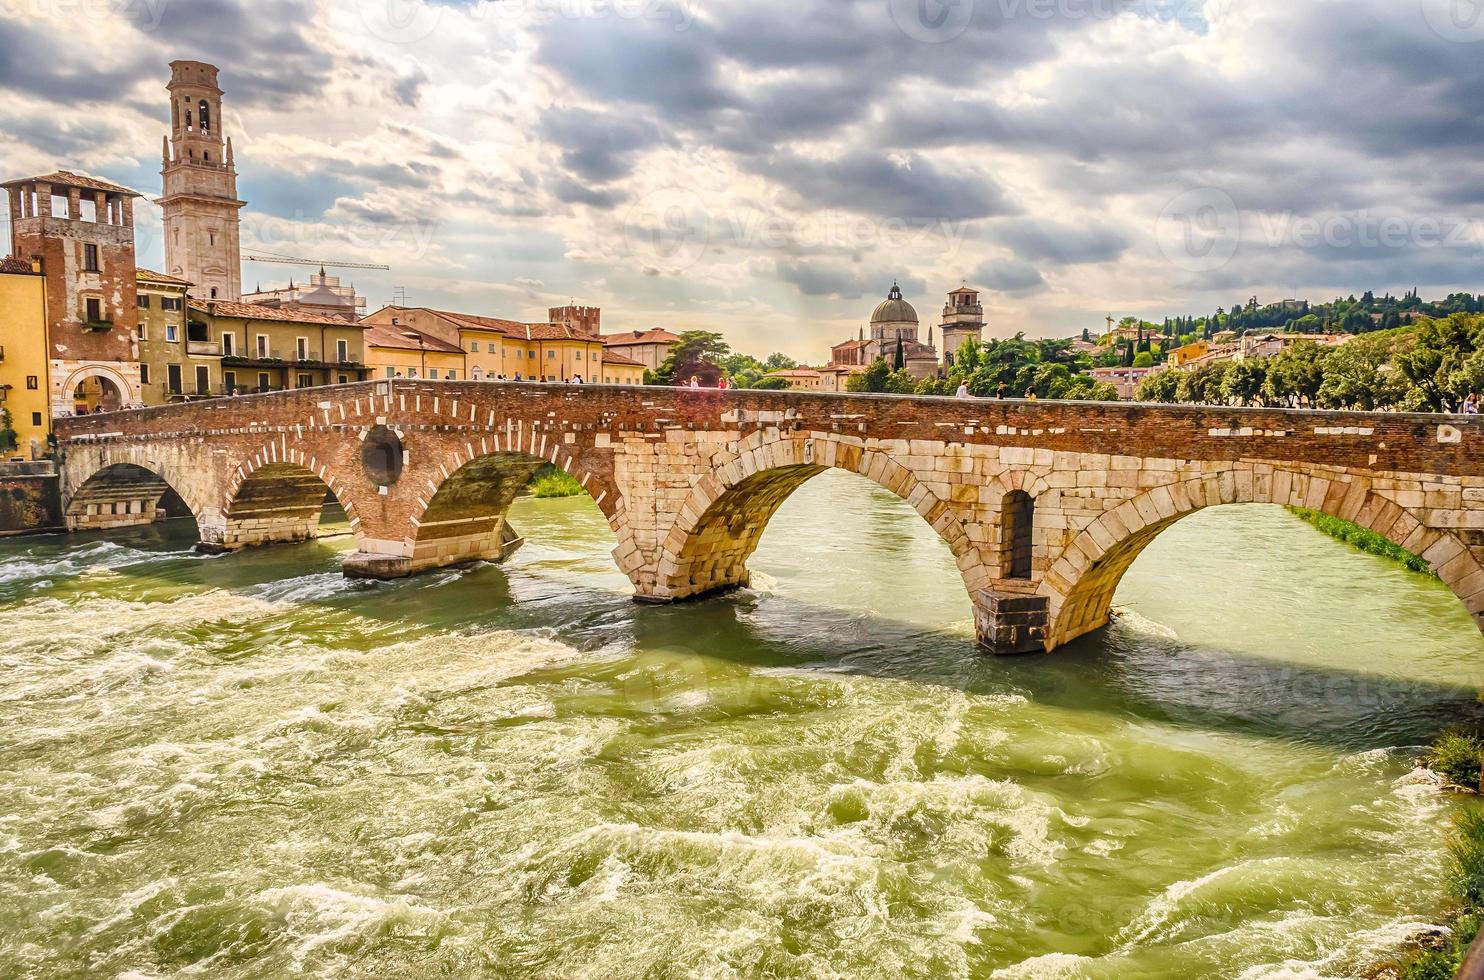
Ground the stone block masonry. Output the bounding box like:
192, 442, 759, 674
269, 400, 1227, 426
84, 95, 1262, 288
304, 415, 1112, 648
52, 380, 1484, 653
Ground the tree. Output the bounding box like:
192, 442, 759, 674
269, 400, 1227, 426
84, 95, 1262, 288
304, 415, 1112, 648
847, 357, 894, 393
653, 330, 731, 386
1263, 340, 1330, 407
751, 375, 793, 390
1223, 359, 1268, 406
1132, 350, 1154, 369
1136, 369, 1181, 403
0, 409, 15, 452
763, 352, 798, 372
893, 338, 905, 371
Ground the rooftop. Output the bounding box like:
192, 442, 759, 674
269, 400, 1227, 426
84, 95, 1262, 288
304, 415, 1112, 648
2, 170, 142, 197
0, 255, 37, 275
363, 322, 465, 354
136, 267, 193, 288
602, 328, 683, 345
189, 299, 365, 327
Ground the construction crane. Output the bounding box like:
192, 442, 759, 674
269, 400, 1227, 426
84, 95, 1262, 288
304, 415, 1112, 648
243, 250, 389, 271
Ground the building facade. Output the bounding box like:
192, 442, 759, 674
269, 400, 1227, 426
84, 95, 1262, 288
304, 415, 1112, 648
825, 283, 946, 382
940, 285, 985, 368
362, 306, 645, 385
0, 256, 50, 457
3, 170, 145, 417
158, 60, 245, 303
365, 322, 466, 380
192, 301, 371, 393
136, 268, 223, 403
600, 327, 681, 372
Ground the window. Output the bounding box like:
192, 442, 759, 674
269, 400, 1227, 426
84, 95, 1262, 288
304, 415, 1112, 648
338, 374, 348, 385
166, 323, 178, 342
83, 244, 99, 272
167, 364, 182, 395
407, 368, 418, 379
469, 342, 478, 353
224, 371, 236, 392
547, 350, 556, 359
487, 343, 496, 353
31, 413, 41, 427
25, 376, 37, 390
221, 333, 234, 356
296, 337, 308, 360
257, 372, 270, 391
136, 322, 147, 341
528, 350, 535, 359
199, 99, 211, 134
85, 298, 102, 323
447, 370, 456, 381
160, 297, 182, 311
256, 335, 269, 358
137, 294, 151, 308
386, 367, 395, 379
209, 287, 218, 299
187, 320, 210, 343
297, 373, 312, 388
1000, 491, 1035, 580
428, 369, 439, 380
195, 365, 210, 395
139, 365, 150, 385
336, 339, 348, 363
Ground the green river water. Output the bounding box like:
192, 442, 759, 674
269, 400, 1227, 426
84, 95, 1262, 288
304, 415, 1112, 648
3, 470, 1483, 978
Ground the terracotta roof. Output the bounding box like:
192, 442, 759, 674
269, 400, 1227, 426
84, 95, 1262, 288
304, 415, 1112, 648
0, 255, 36, 275
1, 170, 141, 196
602, 351, 645, 367
363, 322, 465, 354
832, 339, 871, 351
136, 267, 192, 287
515, 322, 599, 341
434, 310, 525, 334
602, 328, 682, 345
766, 368, 822, 378
189, 299, 364, 327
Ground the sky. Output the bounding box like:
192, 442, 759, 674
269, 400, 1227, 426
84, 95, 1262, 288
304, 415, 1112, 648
2, 0, 1483, 361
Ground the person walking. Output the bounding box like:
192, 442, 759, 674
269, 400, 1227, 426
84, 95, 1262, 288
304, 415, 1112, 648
1466, 392, 1480, 414
689, 376, 701, 388
717, 376, 728, 390
996, 382, 1006, 399
1025, 386, 1037, 400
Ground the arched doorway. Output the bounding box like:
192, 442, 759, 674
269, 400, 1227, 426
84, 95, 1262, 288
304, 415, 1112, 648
72, 376, 123, 414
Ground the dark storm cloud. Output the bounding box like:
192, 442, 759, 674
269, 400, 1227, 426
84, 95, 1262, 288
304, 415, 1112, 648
0, 18, 151, 102
987, 219, 1129, 265
552, 177, 627, 210
775, 259, 925, 300
761, 151, 1013, 222
142, 0, 335, 104
540, 108, 673, 183
974, 259, 1048, 296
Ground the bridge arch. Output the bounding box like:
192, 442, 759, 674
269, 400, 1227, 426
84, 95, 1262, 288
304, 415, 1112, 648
217, 443, 360, 552
1041, 466, 1484, 651
403, 439, 626, 576
650, 430, 992, 603
62, 450, 205, 534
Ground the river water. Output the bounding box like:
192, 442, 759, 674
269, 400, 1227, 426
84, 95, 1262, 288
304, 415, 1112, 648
3, 470, 1482, 978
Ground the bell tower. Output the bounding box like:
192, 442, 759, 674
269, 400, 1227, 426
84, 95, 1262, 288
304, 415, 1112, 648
157, 60, 245, 302
940, 284, 985, 369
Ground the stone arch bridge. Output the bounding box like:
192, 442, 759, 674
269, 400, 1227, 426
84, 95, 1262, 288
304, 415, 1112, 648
53, 380, 1484, 654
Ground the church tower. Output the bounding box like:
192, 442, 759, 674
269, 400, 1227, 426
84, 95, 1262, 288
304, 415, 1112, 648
157, 61, 245, 301
940, 284, 985, 368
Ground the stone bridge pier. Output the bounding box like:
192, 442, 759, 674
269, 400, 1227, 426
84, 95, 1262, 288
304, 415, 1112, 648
53, 380, 1484, 655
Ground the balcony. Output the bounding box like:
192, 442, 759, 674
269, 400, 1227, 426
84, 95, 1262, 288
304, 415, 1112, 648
82, 319, 113, 332
187, 340, 222, 356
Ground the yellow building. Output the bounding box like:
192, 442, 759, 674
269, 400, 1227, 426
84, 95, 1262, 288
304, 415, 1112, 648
361, 306, 646, 385
364, 322, 466, 379
191, 300, 372, 393
1167, 339, 1210, 369
0, 256, 50, 458
136, 268, 222, 403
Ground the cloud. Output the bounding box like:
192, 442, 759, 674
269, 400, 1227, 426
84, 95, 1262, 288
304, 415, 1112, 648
974, 259, 1048, 296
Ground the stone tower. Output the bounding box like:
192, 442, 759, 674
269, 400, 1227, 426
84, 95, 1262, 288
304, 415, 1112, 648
940, 284, 985, 368
158, 60, 244, 302
3, 170, 145, 416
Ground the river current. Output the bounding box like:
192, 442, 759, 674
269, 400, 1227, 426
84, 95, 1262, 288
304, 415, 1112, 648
2, 470, 1482, 978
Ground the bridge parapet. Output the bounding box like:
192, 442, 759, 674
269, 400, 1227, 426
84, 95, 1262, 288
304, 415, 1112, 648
52, 381, 1484, 653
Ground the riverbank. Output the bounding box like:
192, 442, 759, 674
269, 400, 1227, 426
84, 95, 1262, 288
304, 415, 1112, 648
527, 463, 585, 498
1289, 506, 1436, 576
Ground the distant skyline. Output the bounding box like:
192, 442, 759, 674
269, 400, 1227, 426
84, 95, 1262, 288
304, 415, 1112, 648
2, 0, 1483, 360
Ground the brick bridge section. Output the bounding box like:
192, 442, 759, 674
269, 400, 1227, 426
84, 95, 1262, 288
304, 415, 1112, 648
52, 380, 1484, 654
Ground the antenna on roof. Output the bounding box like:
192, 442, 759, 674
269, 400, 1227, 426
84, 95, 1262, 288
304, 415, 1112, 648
392, 285, 409, 306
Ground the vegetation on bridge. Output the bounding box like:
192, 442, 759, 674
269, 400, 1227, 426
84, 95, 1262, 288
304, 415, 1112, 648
527, 464, 585, 499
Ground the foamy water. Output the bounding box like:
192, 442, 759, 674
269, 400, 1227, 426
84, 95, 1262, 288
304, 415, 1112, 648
1, 474, 1481, 978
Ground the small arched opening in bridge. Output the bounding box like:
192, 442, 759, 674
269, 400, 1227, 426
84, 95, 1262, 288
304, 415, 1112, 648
404, 451, 623, 577
220, 462, 355, 552
1042, 471, 1484, 653
1000, 491, 1035, 581
651, 434, 987, 619
65, 462, 199, 535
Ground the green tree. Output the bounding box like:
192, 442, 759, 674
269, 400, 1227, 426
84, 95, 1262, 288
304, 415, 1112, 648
751, 375, 793, 390
1224, 359, 1268, 406
0, 409, 15, 453
847, 357, 894, 393
1132, 350, 1154, 369
1136, 369, 1181, 403
1263, 340, 1330, 407
653, 330, 731, 386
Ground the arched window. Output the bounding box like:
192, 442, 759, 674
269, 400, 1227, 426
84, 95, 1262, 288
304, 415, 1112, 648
185, 108, 193, 132
1001, 491, 1034, 580
210, 287, 218, 299
198, 99, 211, 135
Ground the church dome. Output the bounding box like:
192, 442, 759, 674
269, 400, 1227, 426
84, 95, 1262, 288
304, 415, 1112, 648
871, 282, 918, 324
